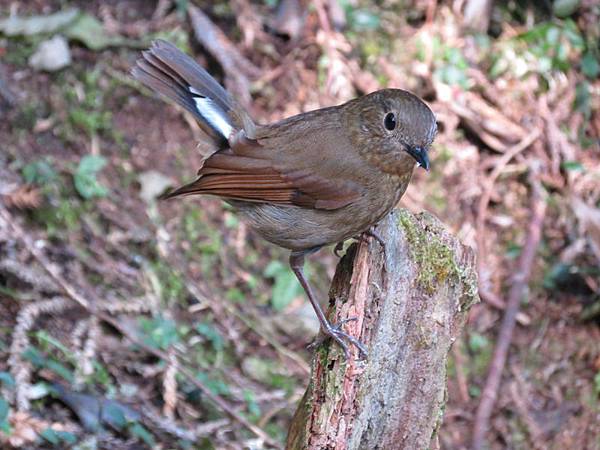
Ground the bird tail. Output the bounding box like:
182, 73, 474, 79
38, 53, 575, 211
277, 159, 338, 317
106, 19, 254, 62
131, 40, 250, 144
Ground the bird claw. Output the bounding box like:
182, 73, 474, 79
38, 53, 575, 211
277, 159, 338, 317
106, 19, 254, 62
361, 227, 386, 252
311, 317, 367, 361
360, 227, 385, 253
327, 326, 368, 361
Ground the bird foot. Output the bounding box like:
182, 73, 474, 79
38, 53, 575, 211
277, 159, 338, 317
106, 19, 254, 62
310, 317, 368, 361
361, 227, 386, 251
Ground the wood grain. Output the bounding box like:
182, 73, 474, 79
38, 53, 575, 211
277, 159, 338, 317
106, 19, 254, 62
287, 208, 479, 450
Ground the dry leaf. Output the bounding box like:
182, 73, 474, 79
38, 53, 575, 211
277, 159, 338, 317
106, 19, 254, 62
3, 185, 42, 210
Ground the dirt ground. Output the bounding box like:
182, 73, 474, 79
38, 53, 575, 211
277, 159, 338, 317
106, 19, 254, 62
1, 1, 599, 449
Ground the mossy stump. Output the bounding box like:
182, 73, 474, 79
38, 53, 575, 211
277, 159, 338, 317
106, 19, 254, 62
286, 209, 479, 450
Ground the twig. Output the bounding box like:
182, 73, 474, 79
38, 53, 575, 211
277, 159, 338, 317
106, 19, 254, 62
187, 5, 260, 108
0, 206, 282, 449
231, 0, 270, 47
471, 171, 547, 449
476, 129, 541, 307
152, 0, 172, 20
479, 289, 530, 326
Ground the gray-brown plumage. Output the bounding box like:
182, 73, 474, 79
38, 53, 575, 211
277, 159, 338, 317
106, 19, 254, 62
132, 40, 437, 359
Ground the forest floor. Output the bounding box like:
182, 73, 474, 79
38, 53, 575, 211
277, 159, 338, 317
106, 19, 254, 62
1, 1, 599, 449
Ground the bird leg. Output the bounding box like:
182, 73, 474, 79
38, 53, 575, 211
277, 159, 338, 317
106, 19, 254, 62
361, 226, 386, 252
289, 251, 368, 360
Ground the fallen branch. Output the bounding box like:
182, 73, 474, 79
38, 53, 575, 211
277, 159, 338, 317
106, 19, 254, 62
476, 129, 541, 315
479, 288, 531, 326
0, 206, 282, 449
188, 5, 261, 108
471, 171, 547, 449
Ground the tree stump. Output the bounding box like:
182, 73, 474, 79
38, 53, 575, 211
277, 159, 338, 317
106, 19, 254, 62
286, 209, 479, 450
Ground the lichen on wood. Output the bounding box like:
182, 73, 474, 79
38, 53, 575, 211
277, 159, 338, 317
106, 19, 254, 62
286, 208, 479, 450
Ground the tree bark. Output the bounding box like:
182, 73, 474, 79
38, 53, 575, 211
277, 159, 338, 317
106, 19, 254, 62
286, 209, 479, 450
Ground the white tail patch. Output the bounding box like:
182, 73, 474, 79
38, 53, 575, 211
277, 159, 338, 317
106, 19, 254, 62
189, 87, 233, 139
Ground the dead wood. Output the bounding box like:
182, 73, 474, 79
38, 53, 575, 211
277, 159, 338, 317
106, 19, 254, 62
187, 5, 261, 108
286, 209, 479, 450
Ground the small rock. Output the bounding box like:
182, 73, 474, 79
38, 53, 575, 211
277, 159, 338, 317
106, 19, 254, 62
28, 35, 71, 72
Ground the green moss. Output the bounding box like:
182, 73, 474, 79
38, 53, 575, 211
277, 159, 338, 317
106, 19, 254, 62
397, 209, 479, 309
397, 210, 459, 295
429, 386, 448, 447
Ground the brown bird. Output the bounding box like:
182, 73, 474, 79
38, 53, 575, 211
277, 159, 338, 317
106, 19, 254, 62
132, 40, 437, 359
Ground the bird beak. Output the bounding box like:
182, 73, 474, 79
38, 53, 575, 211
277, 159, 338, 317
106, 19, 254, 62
406, 146, 430, 171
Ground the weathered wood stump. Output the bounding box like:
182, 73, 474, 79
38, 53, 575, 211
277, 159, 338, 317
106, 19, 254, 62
286, 209, 479, 450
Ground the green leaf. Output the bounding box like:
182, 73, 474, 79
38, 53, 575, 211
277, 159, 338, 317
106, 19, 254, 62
40, 428, 77, 445
22, 159, 57, 185
74, 155, 108, 199
103, 402, 127, 430
563, 20, 584, 49
243, 390, 261, 420
57, 430, 77, 444
348, 9, 380, 31
0, 372, 15, 388
22, 347, 46, 367
582, 52, 599, 78
128, 422, 156, 446
561, 160, 584, 171
195, 322, 225, 352
0, 397, 10, 425
40, 428, 59, 445
545, 26, 561, 46
45, 360, 74, 383
35, 330, 71, 355
226, 287, 245, 303
505, 242, 522, 260
264, 260, 284, 278
139, 317, 180, 350
264, 261, 303, 311
196, 372, 230, 396
69, 109, 111, 135
468, 333, 489, 352
78, 154, 107, 173
574, 81, 591, 117
271, 270, 302, 311
0, 401, 9, 434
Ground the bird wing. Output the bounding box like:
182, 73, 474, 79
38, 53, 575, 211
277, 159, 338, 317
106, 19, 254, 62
163, 114, 364, 210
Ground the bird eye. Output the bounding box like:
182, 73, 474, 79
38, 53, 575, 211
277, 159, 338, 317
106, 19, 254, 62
384, 112, 396, 131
